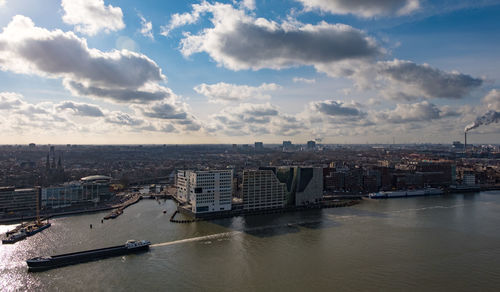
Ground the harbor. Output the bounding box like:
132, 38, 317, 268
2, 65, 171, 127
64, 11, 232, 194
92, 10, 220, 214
1, 191, 500, 291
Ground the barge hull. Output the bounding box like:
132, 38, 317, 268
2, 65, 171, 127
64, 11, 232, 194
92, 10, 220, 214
27, 245, 149, 271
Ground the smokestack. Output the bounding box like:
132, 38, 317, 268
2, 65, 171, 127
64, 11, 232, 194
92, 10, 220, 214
464, 131, 467, 153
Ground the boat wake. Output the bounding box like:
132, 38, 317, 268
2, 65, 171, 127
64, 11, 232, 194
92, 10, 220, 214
151, 220, 322, 248
389, 204, 466, 213
151, 231, 242, 248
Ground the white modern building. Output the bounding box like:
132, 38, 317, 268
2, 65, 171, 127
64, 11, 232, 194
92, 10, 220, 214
176, 170, 233, 214
176, 170, 191, 203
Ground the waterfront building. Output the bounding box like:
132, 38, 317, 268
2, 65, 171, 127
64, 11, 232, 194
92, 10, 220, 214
295, 167, 323, 205
242, 169, 286, 211
463, 172, 476, 185
177, 170, 233, 213
0, 187, 40, 216
266, 166, 323, 206
176, 170, 191, 203
80, 175, 112, 202
41, 175, 111, 210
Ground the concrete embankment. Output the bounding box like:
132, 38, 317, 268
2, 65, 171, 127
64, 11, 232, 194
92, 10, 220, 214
170, 200, 361, 223
0, 206, 116, 224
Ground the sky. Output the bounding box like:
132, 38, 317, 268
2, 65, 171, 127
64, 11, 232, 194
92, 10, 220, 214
0, 0, 500, 145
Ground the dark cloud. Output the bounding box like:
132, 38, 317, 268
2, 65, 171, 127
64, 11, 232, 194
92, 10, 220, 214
180, 3, 382, 71
56, 101, 104, 117
312, 100, 364, 116
65, 80, 168, 103
379, 60, 483, 100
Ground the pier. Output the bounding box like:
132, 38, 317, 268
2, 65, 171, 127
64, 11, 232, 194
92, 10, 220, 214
103, 194, 142, 220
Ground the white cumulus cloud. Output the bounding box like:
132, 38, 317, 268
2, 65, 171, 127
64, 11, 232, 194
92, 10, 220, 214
293, 77, 316, 84
139, 14, 154, 40
194, 82, 280, 103
61, 0, 125, 36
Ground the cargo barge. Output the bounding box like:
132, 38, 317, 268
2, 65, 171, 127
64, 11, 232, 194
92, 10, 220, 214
26, 239, 150, 271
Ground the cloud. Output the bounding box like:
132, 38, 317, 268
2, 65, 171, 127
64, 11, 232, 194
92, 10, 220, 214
235, 0, 256, 10
174, 2, 382, 71
194, 82, 280, 103
0, 92, 201, 136
134, 99, 189, 120
483, 89, 500, 111
293, 77, 316, 84
61, 0, 125, 36
0, 92, 77, 134
311, 100, 364, 116
376, 101, 452, 123
376, 60, 483, 100
210, 103, 304, 136
63, 80, 171, 103
0, 0, 6, 8
326, 59, 483, 101
0, 15, 174, 104
296, 0, 420, 17
139, 14, 154, 40
105, 112, 144, 126
160, 1, 211, 37
56, 101, 104, 117
0, 92, 24, 109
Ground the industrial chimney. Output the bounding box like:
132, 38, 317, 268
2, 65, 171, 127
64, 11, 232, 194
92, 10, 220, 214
464, 131, 467, 153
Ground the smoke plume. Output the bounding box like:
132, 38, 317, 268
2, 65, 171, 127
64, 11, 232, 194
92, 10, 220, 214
464, 110, 500, 132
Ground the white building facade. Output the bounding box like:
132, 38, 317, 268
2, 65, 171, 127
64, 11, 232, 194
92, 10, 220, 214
176, 170, 191, 203
177, 170, 233, 213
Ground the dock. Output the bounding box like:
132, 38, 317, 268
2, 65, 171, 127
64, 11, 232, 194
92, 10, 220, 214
103, 194, 142, 220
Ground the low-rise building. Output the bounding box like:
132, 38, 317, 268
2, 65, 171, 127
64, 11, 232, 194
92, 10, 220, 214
41, 175, 111, 210
0, 186, 40, 216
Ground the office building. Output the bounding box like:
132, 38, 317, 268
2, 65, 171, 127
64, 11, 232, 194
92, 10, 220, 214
282, 141, 293, 151
242, 169, 286, 211
176, 170, 191, 203
295, 167, 323, 205
177, 170, 233, 214
255, 142, 264, 150
307, 140, 316, 150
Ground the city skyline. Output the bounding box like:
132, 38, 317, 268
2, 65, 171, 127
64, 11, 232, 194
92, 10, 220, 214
1, 0, 500, 144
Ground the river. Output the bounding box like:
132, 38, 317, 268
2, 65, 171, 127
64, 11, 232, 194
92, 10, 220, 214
1, 191, 500, 291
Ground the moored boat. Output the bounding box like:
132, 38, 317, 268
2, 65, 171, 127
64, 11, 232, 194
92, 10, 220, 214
2, 230, 27, 244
